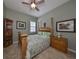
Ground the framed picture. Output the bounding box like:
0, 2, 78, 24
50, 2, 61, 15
56, 18, 76, 32
16, 21, 26, 29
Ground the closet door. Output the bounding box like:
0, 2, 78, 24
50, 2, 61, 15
3, 18, 13, 48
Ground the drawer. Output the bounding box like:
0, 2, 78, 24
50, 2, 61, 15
53, 41, 66, 46
54, 45, 67, 52
53, 43, 66, 48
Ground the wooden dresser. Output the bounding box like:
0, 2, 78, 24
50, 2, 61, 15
3, 18, 13, 48
50, 36, 68, 53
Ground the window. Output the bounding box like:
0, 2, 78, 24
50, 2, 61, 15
30, 21, 36, 32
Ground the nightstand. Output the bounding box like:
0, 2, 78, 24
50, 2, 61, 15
50, 36, 68, 53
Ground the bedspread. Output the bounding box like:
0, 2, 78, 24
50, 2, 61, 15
27, 34, 50, 58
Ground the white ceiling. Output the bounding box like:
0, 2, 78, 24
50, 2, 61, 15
4, 0, 70, 17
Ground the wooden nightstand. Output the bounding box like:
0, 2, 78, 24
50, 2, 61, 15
50, 36, 68, 53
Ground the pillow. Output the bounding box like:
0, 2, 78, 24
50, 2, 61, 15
44, 32, 51, 37
38, 32, 43, 35
38, 32, 51, 37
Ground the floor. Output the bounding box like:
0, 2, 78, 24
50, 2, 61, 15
3, 43, 76, 59
33, 47, 76, 59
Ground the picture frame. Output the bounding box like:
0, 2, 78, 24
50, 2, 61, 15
56, 18, 76, 32
16, 21, 26, 29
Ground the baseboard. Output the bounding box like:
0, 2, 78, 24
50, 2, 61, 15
13, 41, 18, 44
68, 48, 76, 53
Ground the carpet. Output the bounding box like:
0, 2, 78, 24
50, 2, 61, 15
3, 44, 76, 59
33, 47, 76, 59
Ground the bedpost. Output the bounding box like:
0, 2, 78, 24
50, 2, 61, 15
18, 32, 28, 59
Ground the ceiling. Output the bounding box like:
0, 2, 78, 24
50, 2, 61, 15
4, 0, 70, 17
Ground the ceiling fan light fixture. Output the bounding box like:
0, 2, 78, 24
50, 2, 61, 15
31, 3, 36, 8
22, 0, 44, 11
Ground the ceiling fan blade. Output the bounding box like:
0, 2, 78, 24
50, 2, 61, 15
35, 7, 39, 11
34, 0, 36, 3
36, 0, 44, 4
22, 2, 30, 5
31, 0, 35, 3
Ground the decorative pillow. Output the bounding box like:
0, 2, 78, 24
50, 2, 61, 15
44, 32, 51, 37
38, 32, 43, 35
38, 32, 51, 37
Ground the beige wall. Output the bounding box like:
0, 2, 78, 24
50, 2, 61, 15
38, 0, 76, 51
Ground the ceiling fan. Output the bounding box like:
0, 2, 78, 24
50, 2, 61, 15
22, 0, 44, 11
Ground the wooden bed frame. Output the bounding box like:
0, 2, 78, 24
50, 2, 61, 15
18, 27, 52, 59
39, 27, 51, 32
18, 32, 28, 59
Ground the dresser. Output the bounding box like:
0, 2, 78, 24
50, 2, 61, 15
3, 18, 13, 48
50, 36, 68, 53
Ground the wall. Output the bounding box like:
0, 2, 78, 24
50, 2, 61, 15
3, 4, 6, 18
38, 0, 76, 51
4, 8, 38, 42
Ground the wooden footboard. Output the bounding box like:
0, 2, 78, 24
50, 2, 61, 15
18, 32, 28, 59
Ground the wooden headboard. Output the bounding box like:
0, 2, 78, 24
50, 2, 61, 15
39, 27, 51, 32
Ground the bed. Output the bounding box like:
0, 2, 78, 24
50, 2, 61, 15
18, 27, 51, 59
27, 27, 51, 58
27, 34, 50, 58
